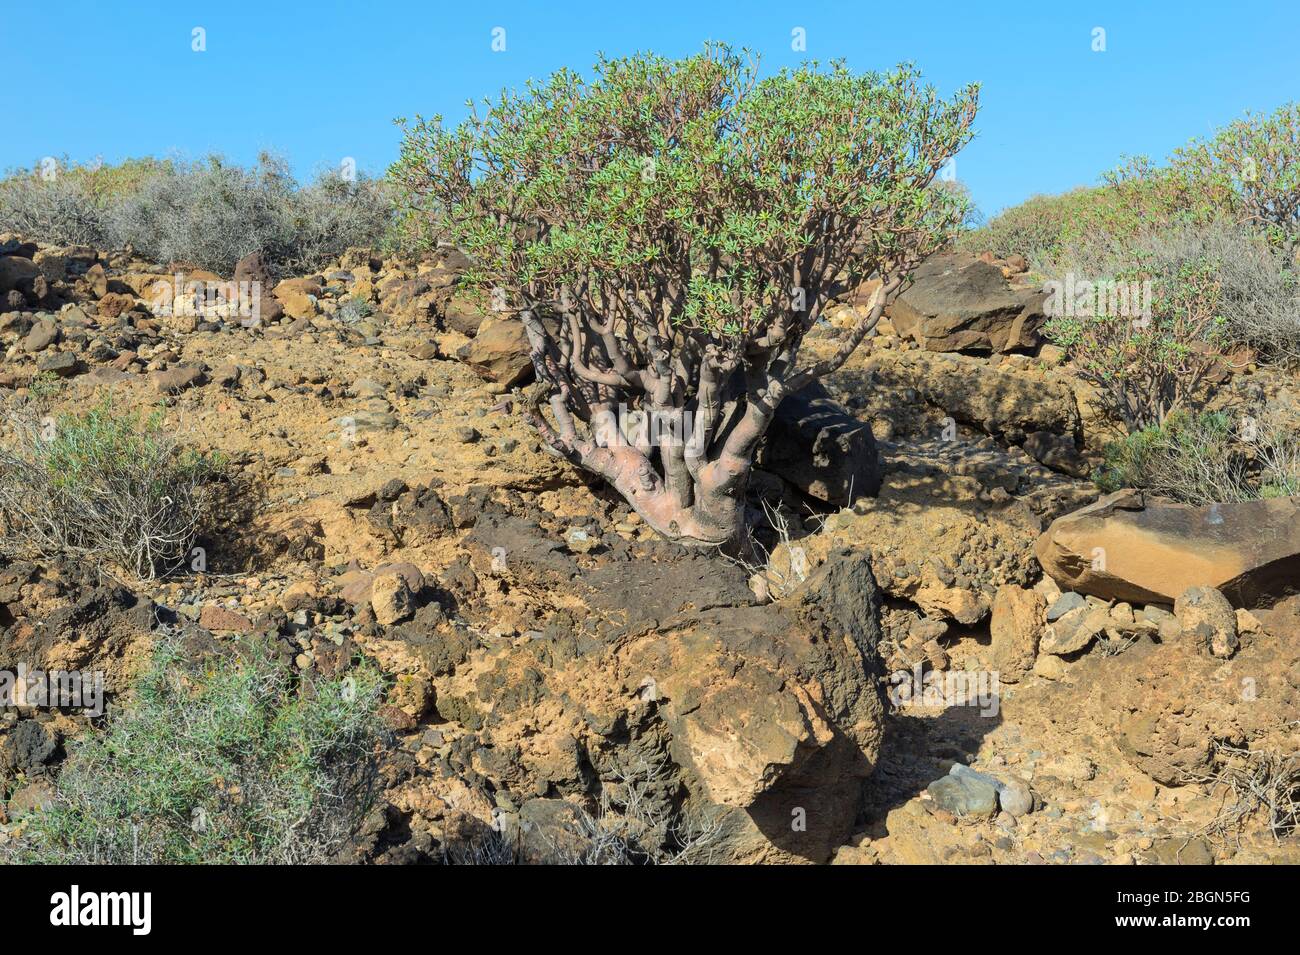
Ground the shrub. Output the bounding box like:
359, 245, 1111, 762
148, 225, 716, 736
0, 400, 223, 579
0, 167, 108, 247
392, 45, 978, 548
962, 101, 1300, 267
957, 188, 1102, 261
104, 154, 393, 278
1165, 102, 1300, 259
1095, 412, 1251, 504
1041, 223, 1255, 431
0, 157, 174, 248
2, 637, 386, 864
1095, 410, 1300, 504
1, 154, 394, 279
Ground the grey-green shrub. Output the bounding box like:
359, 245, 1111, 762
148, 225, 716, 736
104, 154, 393, 278
0, 169, 109, 247
3, 637, 386, 865
1, 155, 394, 279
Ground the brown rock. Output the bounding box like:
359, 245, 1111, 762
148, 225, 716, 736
457, 315, 533, 387
443, 292, 491, 336
0, 255, 39, 293
1035, 490, 1300, 607
1174, 586, 1239, 658
85, 262, 109, 298
22, 318, 59, 353
150, 363, 207, 393
97, 291, 138, 318
988, 584, 1045, 682
371, 571, 417, 625
1039, 604, 1109, 656
888, 253, 1046, 353
199, 605, 253, 632
272, 277, 321, 320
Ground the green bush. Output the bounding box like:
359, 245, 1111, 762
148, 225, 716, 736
961, 101, 1300, 268
1095, 410, 1300, 505
1095, 411, 1250, 504
1043, 242, 1229, 432
3, 637, 386, 864
1164, 102, 1300, 259
0, 400, 224, 579
390, 45, 977, 547
957, 188, 1102, 261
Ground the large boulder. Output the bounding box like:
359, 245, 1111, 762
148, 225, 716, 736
1035, 490, 1300, 607
437, 515, 886, 863
0, 255, 40, 293
888, 253, 1046, 353
758, 380, 881, 505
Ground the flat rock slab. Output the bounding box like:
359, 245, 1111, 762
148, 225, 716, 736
1035, 489, 1300, 607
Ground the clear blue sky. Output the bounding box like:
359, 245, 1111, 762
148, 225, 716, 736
4, 0, 1297, 217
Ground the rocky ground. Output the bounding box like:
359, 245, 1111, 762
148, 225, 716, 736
0, 238, 1296, 863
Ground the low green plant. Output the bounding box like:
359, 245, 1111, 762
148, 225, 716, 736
1095, 411, 1250, 504
1094, 410, 1300, 505
3, 637, 387, 865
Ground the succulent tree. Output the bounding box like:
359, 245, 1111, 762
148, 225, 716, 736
393, 46, 978, 547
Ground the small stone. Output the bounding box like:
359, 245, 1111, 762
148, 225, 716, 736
1039, 605, 1108, 655
1174, 586, 1238, 659
199, 605, 253, 632
1046, 591, 1086, 622
371, 571, 416, 625
565, 527, 597, 554
22, 318, 59, 353
1235, 608, 1262, 634
998, 778, 1034, 817
456, 426, 481, 443
1032, 654, 1067, 680
150, 363, 207, 394
36, 351, 79, 377
927, 771, 998, 819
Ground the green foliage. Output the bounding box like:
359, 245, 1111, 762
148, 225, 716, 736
1043, 237, 1229, 432
0, 399, 224, 579
957, 188, 1105, 261
3, 638, 386, 864
1095, 411, 1248, 504
1164, 102, 1300, 256
390, 45, 978, 343
1094, 410, 1300, 505
961, 101, 1300, 268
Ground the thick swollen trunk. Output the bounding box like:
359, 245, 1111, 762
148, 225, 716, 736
579, 443, 749, 549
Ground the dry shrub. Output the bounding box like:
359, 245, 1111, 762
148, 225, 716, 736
0, 401, 223, 580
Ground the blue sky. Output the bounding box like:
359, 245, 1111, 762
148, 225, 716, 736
4, 0, 1297, 217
